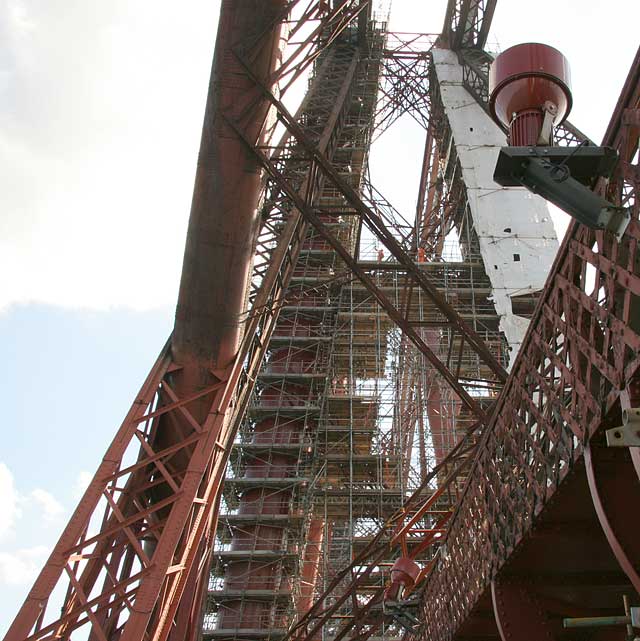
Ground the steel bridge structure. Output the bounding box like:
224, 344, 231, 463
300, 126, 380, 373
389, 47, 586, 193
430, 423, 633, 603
4, 3, 640, 641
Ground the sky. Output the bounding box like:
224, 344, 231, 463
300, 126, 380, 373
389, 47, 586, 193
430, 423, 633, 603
1, 0, 638, 634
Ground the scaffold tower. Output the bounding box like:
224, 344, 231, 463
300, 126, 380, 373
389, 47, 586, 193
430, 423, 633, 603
4, 3, 640, 641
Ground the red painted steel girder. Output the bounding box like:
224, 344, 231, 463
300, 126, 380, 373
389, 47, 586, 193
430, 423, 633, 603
212, 38, 363, 637
238, 59, 506, 377
585, 444, 640, 595
231, 122, 493, 420
281, 42, 640, 641
159, 4, 288, 637
5, 3, 371, 641
5, 3, 382, 640
173, 0, 287, 370
283, 427, 478, 641
226, 67, 507, 421
440, 0, 498, 50
418, 44, 640, 641
491, 580, 556, 641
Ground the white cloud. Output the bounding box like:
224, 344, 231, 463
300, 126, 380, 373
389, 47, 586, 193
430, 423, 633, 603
29, 489, 64, 521
0, 546, 48, 586
0, 464, 65, 539
0, 463, 65, 591
3, 0, 636, 314
73, 470, 92, 499
0, 0, 221, 312
0, 463, 21, 541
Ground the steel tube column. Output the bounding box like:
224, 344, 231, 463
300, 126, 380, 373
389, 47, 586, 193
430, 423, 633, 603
212, 38, 363, 638
173, 0, 286, 371
5, 4, 288, 641
159, 3, 287, 637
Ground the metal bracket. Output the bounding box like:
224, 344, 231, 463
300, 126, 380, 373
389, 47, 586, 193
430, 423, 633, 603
383, 599, 422, 634
598, 206, 632, 242
493, 145, 631, 241
537, 101, 558, 145
606, 407, 640, 447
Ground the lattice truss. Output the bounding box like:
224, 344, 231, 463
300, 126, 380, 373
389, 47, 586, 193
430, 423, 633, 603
2, 3, 402, 641
208, 11, 637, 641
440, 0, 497, 50
203, 19, 513, 641
8, 2, 637, 641
420, 57, 640, 641
287, 30, 640, 641
201, 7, 516, 641
267, 15, 634, 641
373, 33, 436, 138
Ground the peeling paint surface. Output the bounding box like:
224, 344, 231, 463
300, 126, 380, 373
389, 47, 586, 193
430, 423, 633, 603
433, 49, 559, 368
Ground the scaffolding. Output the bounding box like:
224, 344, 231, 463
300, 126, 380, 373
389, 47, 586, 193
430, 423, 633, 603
203, 13, 393, 640
10, 4, 633, 641
203, 20, 508, 639
204, 10, 523, 641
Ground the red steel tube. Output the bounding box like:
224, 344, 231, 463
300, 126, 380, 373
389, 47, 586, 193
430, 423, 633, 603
162, 3, 287, 638
218, 274, 325, 632
489, 43, 572, 146
173, 0, 287, 372
297, 519, 325, 614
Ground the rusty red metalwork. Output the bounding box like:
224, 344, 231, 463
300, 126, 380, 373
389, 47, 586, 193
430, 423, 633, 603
5, 2, 639, 641
228, 72, 508, 412
282, 428, 479, 641
585, 444, 640, 595
214, 37, 364, 637
173, 0, 286, 370
273, 38, 640, 641
418, 44, 640, 641
440, 0, 498, 50
3, 3, 376, 641
6, 3, 289, 638
491, 580, 556, 641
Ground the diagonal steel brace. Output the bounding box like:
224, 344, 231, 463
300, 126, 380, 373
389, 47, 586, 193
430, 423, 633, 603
226, 116, 490, 422
233, 55, 508, 385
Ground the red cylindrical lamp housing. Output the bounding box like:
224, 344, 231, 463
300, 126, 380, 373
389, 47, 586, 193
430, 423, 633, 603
385, 557, 421, 600
489, 43, 572, 146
